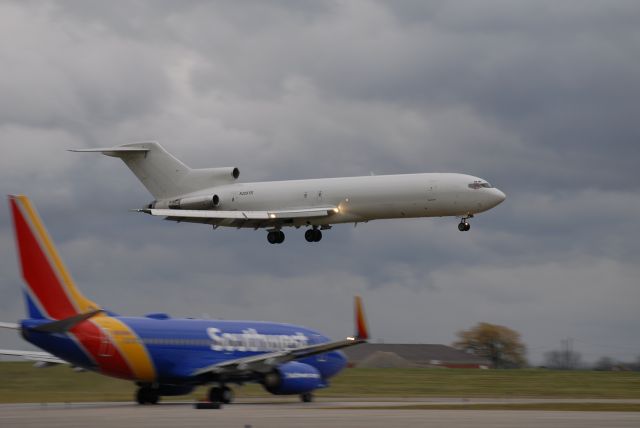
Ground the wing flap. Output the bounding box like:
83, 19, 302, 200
140, 207, 337, 220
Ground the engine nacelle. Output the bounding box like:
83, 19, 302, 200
167, 194, 221, 210
262, 361, 324, 395
197, 166, 240, 183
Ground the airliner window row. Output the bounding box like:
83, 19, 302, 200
142, 338, 212, 346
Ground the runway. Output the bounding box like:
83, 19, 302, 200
2, 399, 640, 428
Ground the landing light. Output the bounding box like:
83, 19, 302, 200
346, 336, 355, 341
333, 207, 340, 213
269, 213, 276, 219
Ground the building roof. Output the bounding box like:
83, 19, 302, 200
342, 343, 491, 367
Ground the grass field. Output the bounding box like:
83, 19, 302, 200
1, 362, 639, 403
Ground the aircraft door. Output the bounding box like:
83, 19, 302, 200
98, 327, 114, 358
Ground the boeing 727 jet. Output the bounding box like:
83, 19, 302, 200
0, 195, 368, 404
72, 142, 505, 244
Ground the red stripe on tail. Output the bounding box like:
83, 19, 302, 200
10, 198, 77, 319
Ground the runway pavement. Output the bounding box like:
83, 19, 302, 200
2, 399, 639, 428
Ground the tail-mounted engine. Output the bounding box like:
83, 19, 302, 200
167, 194, 222, 210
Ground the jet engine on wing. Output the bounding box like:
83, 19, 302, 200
262, 361, 324, 395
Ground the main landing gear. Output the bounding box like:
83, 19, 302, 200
300, 392, 314, 403
458, 215, 472, 232
208, 385, 234, 404
136, 386, 160, 405
267, 230, 285, 244
304, 228, 322, 242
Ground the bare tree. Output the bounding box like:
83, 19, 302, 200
544, 340, 583, 370
593, 356, 615, 371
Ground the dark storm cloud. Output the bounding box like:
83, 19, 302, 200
1, 1, 639, 363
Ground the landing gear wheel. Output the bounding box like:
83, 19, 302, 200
221, 386, 234, 404
267, 231, 285, 244
464, 222, 471, 231
136, 386, 159, 405
208, 386, 223, 403
300, 392, 314, 403
458, 221, 470, 231
305, 229, 322, 242
305, 229, 315, 242
209, 386, 233, 403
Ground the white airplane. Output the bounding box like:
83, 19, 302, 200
72, 142, 506, 244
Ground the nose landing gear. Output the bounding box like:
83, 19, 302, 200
458, 215, 472, 231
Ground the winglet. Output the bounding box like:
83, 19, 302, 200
354, 296, 369, 340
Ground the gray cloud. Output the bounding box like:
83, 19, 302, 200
1, 1, 640, 364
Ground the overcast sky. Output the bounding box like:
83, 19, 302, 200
1, 0, 639, 365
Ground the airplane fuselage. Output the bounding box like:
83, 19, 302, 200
155, 173, 506, 227
21, 316, 345, 385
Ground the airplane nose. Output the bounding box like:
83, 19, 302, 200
494, 189, 506, 205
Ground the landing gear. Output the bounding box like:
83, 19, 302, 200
136, 386, 160, 405
304, 228, 322, 242
267, 230, 285, 244
458, 215, 472, 232
208, 385, 234, 404
300, 392, 314, 403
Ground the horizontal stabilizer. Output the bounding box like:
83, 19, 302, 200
30, 309, 104, 333
68, 147, 149, 157
0, 322, 19, 330
0, 349, 67, 365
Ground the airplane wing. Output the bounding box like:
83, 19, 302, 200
138, 207, 339, 221
194, 296, 369, 377
193, 337, 366, 377
0, 349, 67, 365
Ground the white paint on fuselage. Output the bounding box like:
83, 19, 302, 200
156, 173, 506, 227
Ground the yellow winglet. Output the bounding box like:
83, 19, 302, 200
354, 296, 369, 340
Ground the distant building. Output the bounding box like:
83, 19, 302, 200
342, 344, 492, 369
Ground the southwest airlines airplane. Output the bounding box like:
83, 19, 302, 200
71, 142, 506, 244
0, 195, 368, 404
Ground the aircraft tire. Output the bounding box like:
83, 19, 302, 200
136, 386, 160, 405
458, 222, 466, 232
300, 392, 314, 403
276, 231, 285, 244
313, 229, 322, 242
304, 229, 315, 242
267, 231, 277, 244
222, 386, 234, 404
208, 386, 224, 403
464, 222, 471, 231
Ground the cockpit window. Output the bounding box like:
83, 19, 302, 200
468, 181, 492, 189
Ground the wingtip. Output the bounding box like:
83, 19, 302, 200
354, 295, 369, 341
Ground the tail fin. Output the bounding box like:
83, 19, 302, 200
70, 142, 240, 200
71, 142, 189, 199
354, 296, 369, 340
9, 195, 100, 320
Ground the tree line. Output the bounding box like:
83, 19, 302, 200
452, 322, 640, 370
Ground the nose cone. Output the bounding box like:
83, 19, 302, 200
492, 189, 506, 206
